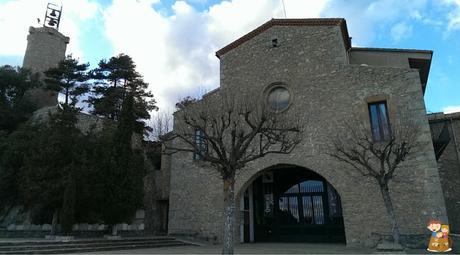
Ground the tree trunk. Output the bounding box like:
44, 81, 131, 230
111, 224, 118, 236
51, 209, 59, 236
379, 183, 401, 245
65, 89, 69, 106
61, 176, 76, 235
222, 178, 235, 254
0, 204, 13, 223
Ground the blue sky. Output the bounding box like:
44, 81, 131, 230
0, 0, 459, 113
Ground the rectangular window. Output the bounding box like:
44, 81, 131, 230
194, 129, 207, 160
368, 101, 391, 141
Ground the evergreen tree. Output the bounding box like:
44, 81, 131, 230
44, 55, 89, 107
88, 54, 157, 133
0, 65, 41, 207
86, 54, 154, 233
99, 93, 145, 235
20, 105, 82, 234
0, 55, 152, 235
0, 124, 39, 207
0, 65, 41, 132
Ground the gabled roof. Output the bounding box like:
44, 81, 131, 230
215, 18, 351, 58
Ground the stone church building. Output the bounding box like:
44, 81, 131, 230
163, 18, 459, 248
4, 16, 459, 248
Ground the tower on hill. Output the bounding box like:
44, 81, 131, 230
23, 3, 69, 109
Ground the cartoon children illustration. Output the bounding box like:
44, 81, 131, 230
427, 219, 442, 252
427, 220, 453, 252
438, 224, 452, 252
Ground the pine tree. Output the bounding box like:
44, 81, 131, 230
0, 65, 41, 132
44, 55, 89, 107
16, 55, 91, 234
88, 54, 157, 133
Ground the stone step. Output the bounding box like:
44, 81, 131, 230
0, 236, 174, 247
0, 241, 189, 254
0, 239, 183, 251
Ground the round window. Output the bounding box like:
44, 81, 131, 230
267, 86, 290, 111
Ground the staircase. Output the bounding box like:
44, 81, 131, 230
0, 236, 191, 254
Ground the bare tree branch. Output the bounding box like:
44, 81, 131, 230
327, 117, 420, 245
162, 92, 302, 178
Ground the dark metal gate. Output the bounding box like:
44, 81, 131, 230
252, 167, 345, 242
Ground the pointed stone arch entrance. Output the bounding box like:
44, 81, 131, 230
238, 164, 345, 243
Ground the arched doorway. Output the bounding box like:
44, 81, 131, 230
239, 165, 345, 243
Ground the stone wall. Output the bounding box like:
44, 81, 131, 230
31, 106, 106, 133
0, 224, 146, 238
23, 26, 69, 109
429, 112, 460, 234
143, 141, 170, 234
23, 27, 69, 74
0, 209, 146, 238
167, 23, 447, 247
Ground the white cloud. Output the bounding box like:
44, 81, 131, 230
390, 22, 413, 42
3, 0, 446, 115
443, 105, 460, 114
322, 0, 428, 45
282, 0, 330, 18
442, 0, 460, 30
0, 0, 98, 61
102, 0, 329, 112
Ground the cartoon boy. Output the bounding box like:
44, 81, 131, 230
427, 219, 442, 252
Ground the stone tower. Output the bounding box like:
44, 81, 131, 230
23, 26, 69, 108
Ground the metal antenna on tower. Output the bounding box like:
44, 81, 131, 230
282, 0, 287, 18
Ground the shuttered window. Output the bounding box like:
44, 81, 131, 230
368, 101, 391, 141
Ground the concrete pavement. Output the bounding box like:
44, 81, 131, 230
84, 242, 436, 254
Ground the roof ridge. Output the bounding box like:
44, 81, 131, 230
215, 18, 350, 58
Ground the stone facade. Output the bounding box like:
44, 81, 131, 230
429, 112, 460, 234
143, 141, 170, 234
166, 19, 448, 247
23, 26, 69, 109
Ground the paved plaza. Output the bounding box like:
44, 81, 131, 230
0, 237, 453, 254
85, 242, 436, 254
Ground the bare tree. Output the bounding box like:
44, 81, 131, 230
328, 118, 419, 247
149, 111, 173, 141
162, 93, 302, 254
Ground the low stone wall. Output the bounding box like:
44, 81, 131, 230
0, 222, 145, 238
170, 231, 219, 244
370, 233, 458, 250
368, 233, 427, 249
0, 229, 147, 238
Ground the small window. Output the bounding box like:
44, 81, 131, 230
368, 101, 391, 141
267, 86, 290, 111
194, 129, 207, 160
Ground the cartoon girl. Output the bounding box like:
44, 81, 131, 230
427, 219, 442, 252
438, 224, 452, 252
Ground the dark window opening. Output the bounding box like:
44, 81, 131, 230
194, 129, 207, 160
368, 101, 391, 141
272, 38, 278, 47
